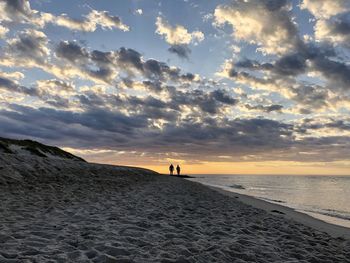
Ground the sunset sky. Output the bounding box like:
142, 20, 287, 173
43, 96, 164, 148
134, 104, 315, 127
0, 0, 350, 175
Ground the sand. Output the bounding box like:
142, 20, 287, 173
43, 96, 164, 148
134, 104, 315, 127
1, 154, 350, 262
210, 186, 350, 240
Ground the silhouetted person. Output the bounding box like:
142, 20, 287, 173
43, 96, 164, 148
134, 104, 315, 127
169, 164, 174, 176
176, 165, 181, 176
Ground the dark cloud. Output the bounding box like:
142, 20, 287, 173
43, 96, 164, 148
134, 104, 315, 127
0, 76, 38, 96
168, 44, 191, 59
312, 56, 350, 91
117, 47, 143, 71
1, 102, 350, 162
0, 0, 32, 21
274, 53, 307, 76
52, 41, 199, 84
167, 88, 238, 114
91, 50, 114, 64
234, 54, 306, 76
3, 0, 30, 14
263, 0, 289, 11
291, 85, 329, 110
55, 41, 89, 62
299, 118, 350, 132
0, 104, 291, 156
210, 90, 238, 105
142, 80, 163, 92
245, 104, 283, 113
331, 15, 350, 35
0, 76, 75, 108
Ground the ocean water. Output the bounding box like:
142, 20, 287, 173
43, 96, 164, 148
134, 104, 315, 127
188, 175, 350, 228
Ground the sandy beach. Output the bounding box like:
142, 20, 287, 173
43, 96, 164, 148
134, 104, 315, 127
0, 153, 349, 262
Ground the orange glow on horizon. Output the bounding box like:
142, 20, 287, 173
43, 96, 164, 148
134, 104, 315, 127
90, 159, 350, 176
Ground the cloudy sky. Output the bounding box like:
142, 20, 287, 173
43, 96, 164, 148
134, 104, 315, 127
0, 0, 350, 175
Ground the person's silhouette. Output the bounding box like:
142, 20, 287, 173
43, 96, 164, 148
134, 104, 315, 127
169, 164, 174, 176
176, 165, 181, 176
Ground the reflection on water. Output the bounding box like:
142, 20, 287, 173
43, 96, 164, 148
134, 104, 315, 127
188, 175, 350, 228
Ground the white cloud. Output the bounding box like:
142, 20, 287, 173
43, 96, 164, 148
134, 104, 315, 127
54, 10, 130, 32
301, 0, 350, 19
0, 0, 129, 32
214, 0, 297, 55
0, 24, 8, 37
315, 19, 345, 43
301, 0, 350, 49
155, 16, 204, 45
135, 9, 143, 15
35, 79, 76, 97
0, 71, 24, 80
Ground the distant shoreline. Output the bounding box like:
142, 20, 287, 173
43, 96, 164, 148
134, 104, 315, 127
188, 173, 350, 177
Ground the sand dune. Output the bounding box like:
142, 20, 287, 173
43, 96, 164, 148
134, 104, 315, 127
1, 143, 350, 262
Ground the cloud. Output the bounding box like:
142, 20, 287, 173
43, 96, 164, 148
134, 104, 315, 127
1, 33, 202, 88
214, 0, 299, 55
6, 29, 50, 64
245, 104, 283, 113
155, 16, 204, 58
166, 88, 238, 114
0, 0, 129, 32
234, 54, 307, 77
1, 0, 350, 165
0, 75, 38, 97
218, 58, 336, 113
134, 9, 143, 15
0, 24, 8, 37
55, 41, 89, 63
2, 103, 350, 163
0, 71, 24, 80
168, 44, 191, 59
312, 56, 350, 92
301, 0, 350, 19
0, 74, 77, 108
219, 37, 350, 113
54, 10, 130, 32
0, 0, 32, 22
155, 16, 204, 45
301, 0, 350, 50
315, 14, 350, 48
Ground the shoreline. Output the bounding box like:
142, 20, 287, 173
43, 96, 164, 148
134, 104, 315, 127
206, 184, 350, 240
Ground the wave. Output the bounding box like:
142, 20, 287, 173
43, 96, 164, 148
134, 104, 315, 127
260, 197, 286, 204
228, 184, 245, 190
309, 209, 350, 222
318, 211, 350, 221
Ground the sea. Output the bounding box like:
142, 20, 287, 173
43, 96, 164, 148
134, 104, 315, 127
188, 174, 350, 228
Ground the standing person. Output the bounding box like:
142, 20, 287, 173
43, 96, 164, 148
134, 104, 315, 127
169, 164, 174, 176
176, 165, 181, 176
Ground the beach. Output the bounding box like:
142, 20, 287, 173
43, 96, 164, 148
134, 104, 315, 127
1, 155, 350, 262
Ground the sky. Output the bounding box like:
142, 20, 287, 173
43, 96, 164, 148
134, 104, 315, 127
0, 0, 350, 175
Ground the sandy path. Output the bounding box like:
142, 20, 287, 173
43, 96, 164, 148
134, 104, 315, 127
1, 174, 350, 262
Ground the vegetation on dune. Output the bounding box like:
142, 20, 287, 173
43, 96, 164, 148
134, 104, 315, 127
0, 137, 85, 162
0, 141, 13, 154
